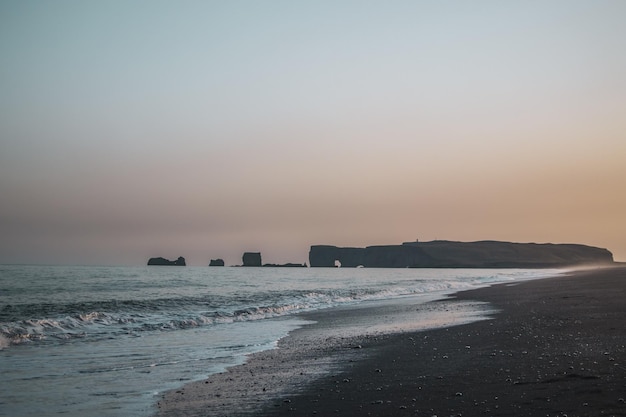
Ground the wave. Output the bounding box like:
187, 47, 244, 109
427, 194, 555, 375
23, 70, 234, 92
0, 271, 551, 348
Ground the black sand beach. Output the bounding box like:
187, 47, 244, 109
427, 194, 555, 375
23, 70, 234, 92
156, 266, 626, 417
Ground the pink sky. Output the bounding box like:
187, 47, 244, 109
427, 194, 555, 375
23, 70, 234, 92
1, 1, 624, 265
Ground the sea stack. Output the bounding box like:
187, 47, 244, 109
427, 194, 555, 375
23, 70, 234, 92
209, 259, 225, 266
147, 256, 186, 266
242, 252, 262, 267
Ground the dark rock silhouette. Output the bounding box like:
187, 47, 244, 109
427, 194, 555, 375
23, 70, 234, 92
242, 252, 262, 267
309, 241, 614, 268
209, 259, 225, 266
263, 263, 307, 268
148, 256, 186, 266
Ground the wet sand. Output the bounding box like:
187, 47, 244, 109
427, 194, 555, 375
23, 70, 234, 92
156, 266, 626, 417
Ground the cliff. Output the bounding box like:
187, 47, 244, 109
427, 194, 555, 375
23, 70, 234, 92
309, 241, 614, 268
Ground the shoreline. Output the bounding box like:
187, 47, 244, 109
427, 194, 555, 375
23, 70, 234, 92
155, 291, 497, 417
155, 266, 626, 416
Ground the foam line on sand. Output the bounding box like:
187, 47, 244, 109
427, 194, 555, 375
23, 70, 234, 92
156, 266, 626, 417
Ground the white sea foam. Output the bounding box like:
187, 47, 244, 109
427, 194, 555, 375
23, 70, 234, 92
0, 333, 10, 349
0, 265, 561, 417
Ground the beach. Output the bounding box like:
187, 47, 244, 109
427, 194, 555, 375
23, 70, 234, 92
156, 266, 626, 417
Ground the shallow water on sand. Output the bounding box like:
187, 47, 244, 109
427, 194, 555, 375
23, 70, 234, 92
0, 266, 559, 416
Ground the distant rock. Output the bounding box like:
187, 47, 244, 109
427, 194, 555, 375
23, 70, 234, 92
209, 259, 225, 267
309, 241, 614, 268
263, 263, 307, 268
242, 252, 262, 267
148, 256, 186, 266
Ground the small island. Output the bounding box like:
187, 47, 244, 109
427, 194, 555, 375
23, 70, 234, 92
147, 256, 186, 266
209, 259, 225, 266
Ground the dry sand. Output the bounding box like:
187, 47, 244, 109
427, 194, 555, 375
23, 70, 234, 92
156, 266, 626, 417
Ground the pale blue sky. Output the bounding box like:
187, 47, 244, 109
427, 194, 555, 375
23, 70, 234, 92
1, 1, 625, 265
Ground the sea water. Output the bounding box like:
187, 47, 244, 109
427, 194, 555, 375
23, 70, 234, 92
0, 265, 560, 416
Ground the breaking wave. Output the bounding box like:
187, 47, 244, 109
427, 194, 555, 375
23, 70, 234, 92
0, 267, 560, 348
1, 281, 470, 346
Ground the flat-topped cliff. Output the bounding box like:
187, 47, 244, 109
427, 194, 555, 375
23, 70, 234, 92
309, 240, 614, 268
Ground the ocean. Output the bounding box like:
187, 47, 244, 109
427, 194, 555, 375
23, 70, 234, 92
0, 265, 560, 417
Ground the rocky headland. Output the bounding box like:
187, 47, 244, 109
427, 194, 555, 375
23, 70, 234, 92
309, 240, 614, 268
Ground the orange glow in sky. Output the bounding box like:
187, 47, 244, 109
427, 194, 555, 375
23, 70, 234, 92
1, 1, 624, 265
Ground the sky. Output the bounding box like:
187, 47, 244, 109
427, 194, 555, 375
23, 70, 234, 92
1, 1, 625, 266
